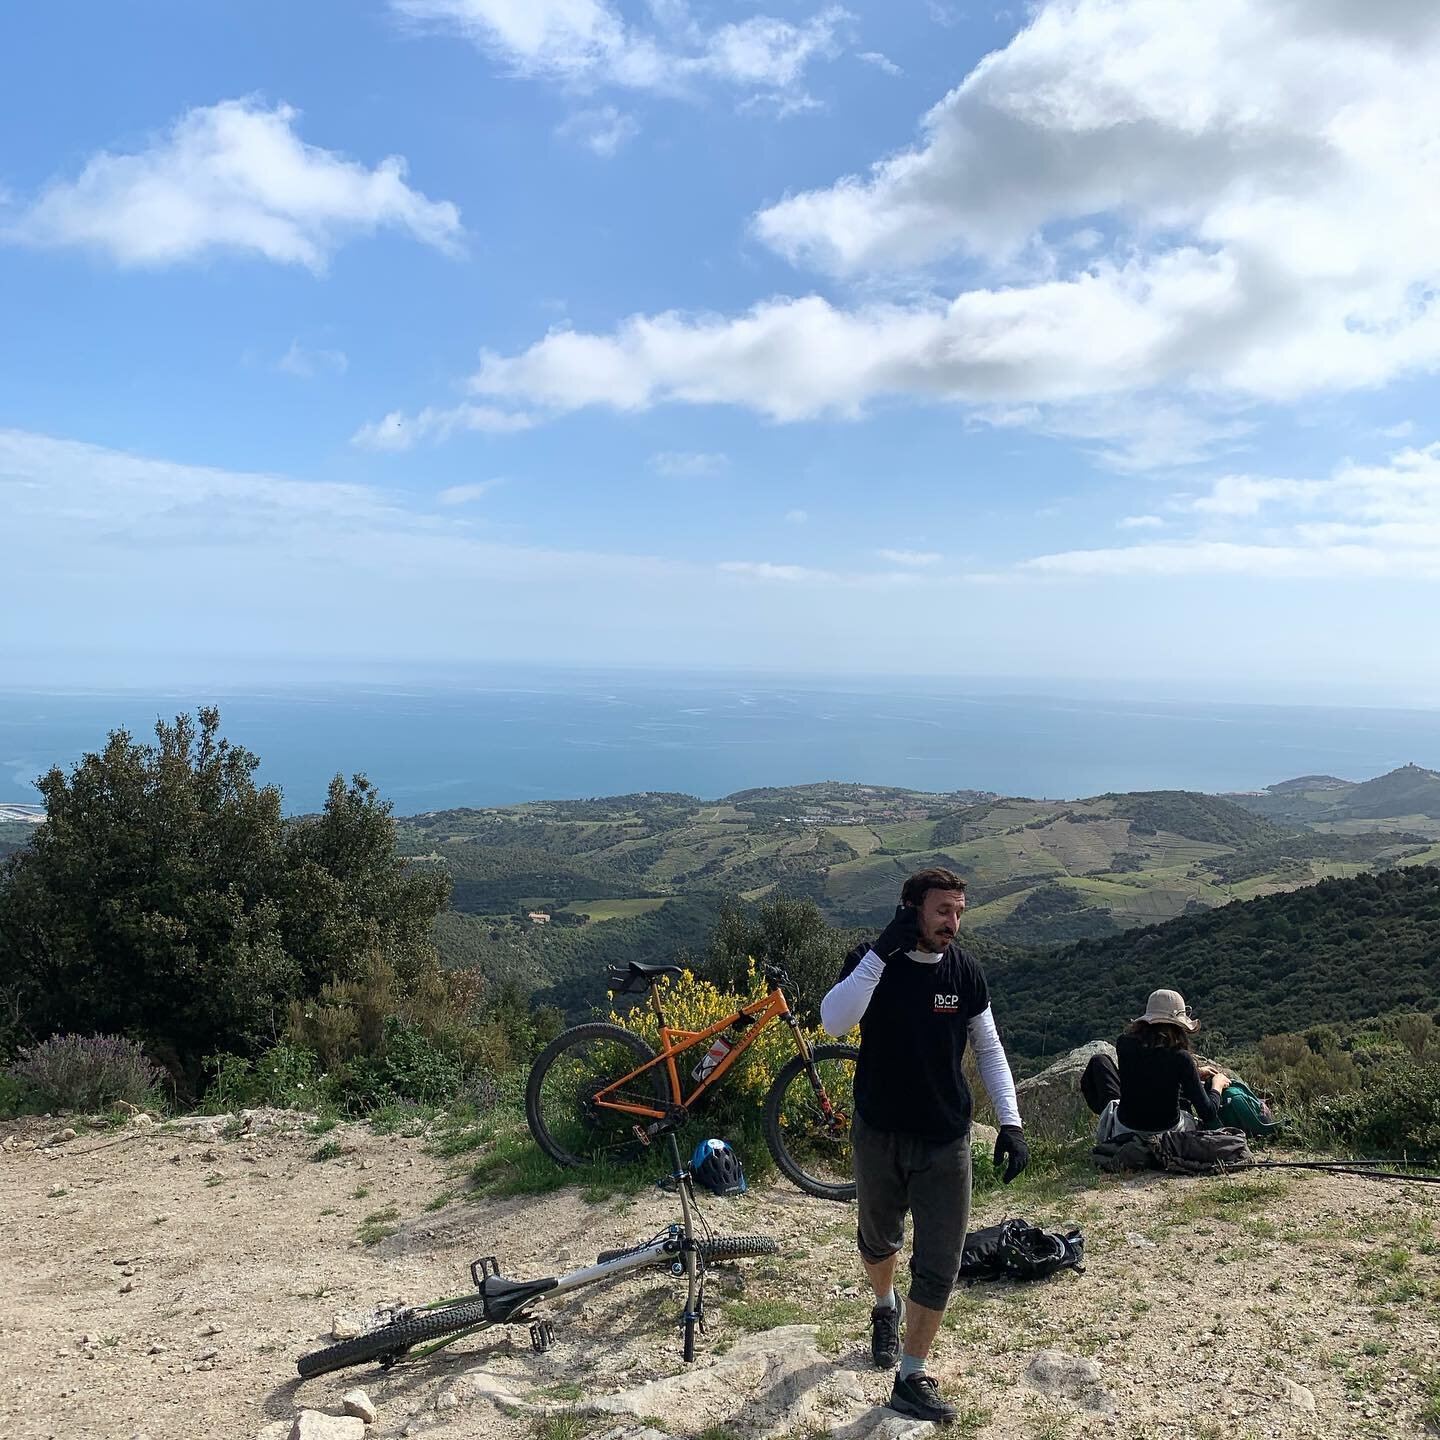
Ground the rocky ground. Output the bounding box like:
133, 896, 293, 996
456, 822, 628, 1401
2, 1108, 1438, 1440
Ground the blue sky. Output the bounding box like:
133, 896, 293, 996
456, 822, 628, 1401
2, 0, 1439, 703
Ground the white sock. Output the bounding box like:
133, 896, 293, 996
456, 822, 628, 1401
875, 1287, 898, 1313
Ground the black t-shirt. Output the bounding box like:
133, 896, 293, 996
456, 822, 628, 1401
1114, 1032, 1221, 1132
838, 939, 991, 1142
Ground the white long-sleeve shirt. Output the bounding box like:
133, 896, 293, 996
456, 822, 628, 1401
821, 946, 1022, 1129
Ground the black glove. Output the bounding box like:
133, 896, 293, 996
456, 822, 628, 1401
873, 904, 920, 961
994, 1125, 1029, 1185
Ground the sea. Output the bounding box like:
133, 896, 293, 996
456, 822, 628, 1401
2, 671, 1438, 816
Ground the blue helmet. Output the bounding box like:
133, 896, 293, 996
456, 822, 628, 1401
690, 1137, 747, 1196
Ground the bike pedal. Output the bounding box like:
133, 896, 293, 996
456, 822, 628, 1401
470, 1255, 502, 1290
529, 1320, 557, 1354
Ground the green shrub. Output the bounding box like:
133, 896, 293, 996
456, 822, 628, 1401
7, 1033, 164, 1113
0, 1071, 29, 1118
1307, 1053, 1440, 1162
200, 1041, 319, 1111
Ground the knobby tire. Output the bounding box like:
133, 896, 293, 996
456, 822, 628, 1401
595, 1234, 779, 1265
526, 1022, 667, 1168
763, 1043, 860, 1202
297, 1299, 491, 1378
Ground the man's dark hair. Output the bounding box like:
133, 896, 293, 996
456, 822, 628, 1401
901, 866, 967, 907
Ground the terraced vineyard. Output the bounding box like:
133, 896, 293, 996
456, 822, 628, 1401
391, 772, 1440, 973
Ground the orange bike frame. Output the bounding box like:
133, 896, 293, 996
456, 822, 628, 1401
593, 986, 813, 1122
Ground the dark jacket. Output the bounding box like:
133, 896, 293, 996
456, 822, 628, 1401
1115, 1032, 1221, 1132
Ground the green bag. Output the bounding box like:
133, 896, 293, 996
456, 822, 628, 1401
1219, 1079, 1281, 1136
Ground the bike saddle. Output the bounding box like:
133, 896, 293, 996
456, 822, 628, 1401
607, 961, 684, 992
480, 1274, 559, 1323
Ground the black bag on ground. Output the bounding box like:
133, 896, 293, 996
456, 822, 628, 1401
959, 1218, 1086, 1281
1093, 1126, 1255, 1175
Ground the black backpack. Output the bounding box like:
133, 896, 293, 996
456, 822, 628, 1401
959, 1219, 1086, 1282
1094, 1126, 1254, 1176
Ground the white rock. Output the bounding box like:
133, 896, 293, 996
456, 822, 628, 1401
256, 1423, 292, 1440
341, 1389, 377, 1424
330, 1314, 360, 1340
131, 1112, 154, 1129
1124, 1233, 1157, 1249
290, 1414, 365, 1440
1280, 1379, 1316, 1412
1025, 1349, 1114, 1414
1015, 1042, 1116, 1140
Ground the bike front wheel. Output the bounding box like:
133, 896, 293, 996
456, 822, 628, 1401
297, 1299, 491, 1379
763, 1043, 859, 1201
595, 1234, 779, 1265
526, 1022, 669, 1168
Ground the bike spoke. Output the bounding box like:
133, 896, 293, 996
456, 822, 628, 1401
534, 1036, 661, 1164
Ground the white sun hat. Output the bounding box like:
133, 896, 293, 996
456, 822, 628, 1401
1134, 988, 1199, 1032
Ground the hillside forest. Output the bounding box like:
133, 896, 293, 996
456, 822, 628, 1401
1, 711, 1438, 1163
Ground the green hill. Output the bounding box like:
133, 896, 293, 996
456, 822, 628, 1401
992, 865, 1440, 1059
1229, 764, 1440, 831
1338, 763, 1440, 820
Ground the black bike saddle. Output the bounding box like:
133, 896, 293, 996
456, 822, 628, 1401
480, 1275, 558, 1322
607, 961, 684, 992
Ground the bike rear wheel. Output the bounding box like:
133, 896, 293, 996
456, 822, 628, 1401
763, 1044, 859, 1201
595, 1234, 779, 1264
297, 1299, 491, 1379
526, 1022, 669, 1168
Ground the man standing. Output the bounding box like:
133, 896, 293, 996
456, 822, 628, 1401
821, 867, 1027, 1424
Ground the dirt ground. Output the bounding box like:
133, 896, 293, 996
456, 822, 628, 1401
2, 1110, 1438, 1440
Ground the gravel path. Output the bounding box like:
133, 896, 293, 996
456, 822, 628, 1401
2, 1112, 1437, 1440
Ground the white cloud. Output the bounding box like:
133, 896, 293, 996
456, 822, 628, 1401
1380, 420, 1416, 440
1117, 515, 1165, 530
1029, 441, 1440, 578
556, 105, 639, 157
373, 2, 1440, 445
857, 51, 901, 77
651, 450, 727, 477
720, 560, 827, 583
878, 548, 941, 565
392, 0, 850, 101
4, 98, 462, 272
785, 508, 809, 524
276, 340, 349, 379
352, 403, 534, 451
437, 480, 503, 505
979, 399, 1255, 472
745, 0, 1440, 403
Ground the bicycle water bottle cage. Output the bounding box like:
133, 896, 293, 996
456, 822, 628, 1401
606, 961, 684, 994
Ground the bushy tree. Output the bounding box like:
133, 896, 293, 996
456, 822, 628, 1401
0, 709, 449, 1086
704, 895, 846, 1021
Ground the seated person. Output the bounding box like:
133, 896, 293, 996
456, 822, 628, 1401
1082, 989, 1228, 1142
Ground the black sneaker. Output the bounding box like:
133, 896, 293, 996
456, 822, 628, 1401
888, 1372, 958, 1425
869, 1301, 900, 1369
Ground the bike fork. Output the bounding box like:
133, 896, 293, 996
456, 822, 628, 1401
667, 1132, 702, 1363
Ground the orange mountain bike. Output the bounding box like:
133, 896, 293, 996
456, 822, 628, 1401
525, 961, 858, 1200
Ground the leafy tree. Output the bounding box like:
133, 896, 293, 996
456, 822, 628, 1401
0, 709, 449, 1086
704, 895, 849, 1021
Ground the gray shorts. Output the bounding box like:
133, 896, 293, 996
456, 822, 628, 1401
852, 1108, 972, 1313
